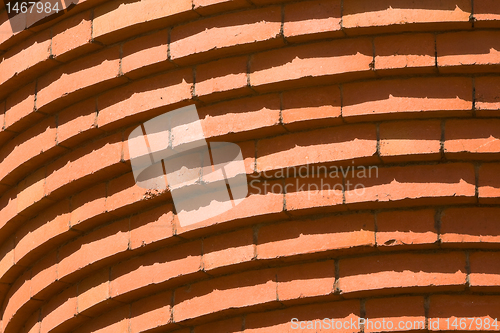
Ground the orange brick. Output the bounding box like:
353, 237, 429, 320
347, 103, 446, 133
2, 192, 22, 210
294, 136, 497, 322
283, 0, 342, 42
40, 285, 84, 333
130, 291, 173, 332
445, 119, 500, 159
475, 76, 500, 117
57, 98, 101, 148
4, 81, 39, 132
339, 252, 467, 296
70, 182, 107, 231
195, 316, 243, 333
30, 250, 65, 300
73, 305, 129, 333
380, 120, 442, 162
364, 296, 426, 332
343, 77, 473, 121
257, 214, 375, 259
441, 208, 500, 246
105, 172, 154, 216
469, 252, 500, 292
129, 204, 176, 250
377, 209, 438, 248
194, 0, 251, 16
478, 163, 500, 204
16, 167, 50, 215
474, 0, 500, 27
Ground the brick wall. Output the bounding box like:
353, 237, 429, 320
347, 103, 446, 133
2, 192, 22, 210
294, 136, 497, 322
0, 0, 500, 332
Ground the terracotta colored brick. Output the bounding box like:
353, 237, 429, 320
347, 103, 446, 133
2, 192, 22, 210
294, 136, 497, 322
281, 85, 342, 131
45, 133, 125, 199
0, 189, 18, 229
365, 296, 426, 332
441, 208, 500, 246
195, 316, 243, 333
110, 241, 202, 299
52, 10, 101, 62
0, 237, 15, 283
284, 176, 344, 215
70, 182, 107, 231
93, 0, 197, 43
277, 261, 335, 302
376, 209, 438, 247
203, 228, 255, 272
428, 295, 500, 330
77, 268, 120, 317
16, 167, 49, 215
438, 31, 500, 72
375, 33, 436, 74
121, 29, 173, 79
198, 94, 284, 142
58, 218, 129, 282
22, 309, 41, 333
73, 305, 129, 333
343, 77, 473, 121
30, 250, 68, 300
284, 0, 342, 42
194, 0, 251, 16
57, 98, 102, 148
478, 163, 500, 204
4, 81, 39, 132
474, 0, 500, 27
195, 56, 252, 102
106, 171, 156, 216
173, 269, 277, 322
40, 285, 83, 333
445, 119, 500, 159
97, 68, 193, 131
339, 252, 467, 296
171, 7, 282, 64
36, 46, 123, 113
380, 120, 442, 162
129, 204, 176, 250
475, 76, 500, 117
130, 291, 173, 332
469, 252, 500, 291
2, 270, 33, 331
14, 199, 74, 265
257, 123, 377, 172
250, 38, 374, 91
345, 164, 476, 208
245, 300, 361, 333
343, 0, 472, 33
257, 214, 375, 259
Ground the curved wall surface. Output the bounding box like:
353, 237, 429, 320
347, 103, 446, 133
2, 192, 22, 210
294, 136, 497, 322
1, 0, 500, 332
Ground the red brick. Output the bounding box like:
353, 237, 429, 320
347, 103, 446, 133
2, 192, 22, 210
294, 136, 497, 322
203, 228, 255, 272
130, 291, 173, 332
198, 94, 284, 142
57, 98, 102, 148
110, 241, 202, 299
478, 163, 500, 204
380, 120, 442, 162
2, 270, 33, 331
250, 38, 374, 92
345, 164, 476, 208
469, 252, 500, 292
73, 305, 129, 333
0, 189, 18, 229
428, 295, 500, 330
441, 208, 500, 246
121, 29, 173, 80
195, 316, 243, 333
77, 268, 120, 317
70, 182, 107, 231
245, 300, 360, 333
4, 81, 39, 132
474, 0, 500, 27
195, 56, 251, 102
40, 285, 83, 333
14, 199, 74, 265
284, 0, 342, 42
16, 167, 49, 215
93, 0, 197, 43
376, 209, 438, 248
22, 309, 41, 333
438, 31, 500, 72
257, 214, 375, 259
194, 0, 251, 16
343, 0, 472, 34
58, 218, 129, 282
171, 7, 282, 64
30, 250, 64, 300
445, 119, 500, 159
343, 77, 473, 121
277, 261, 335, 303
339, 252, 467, 296
0, 237, 15, 283
375, 33, 435, 74
364, 296, 426, 332
36, 46, 123, 113
97, 68, 193, 131
281, 85, 342, 131
257, 123, 377, 172
173, 269, 277, 322
475, 76, 500, 117
130, 204, 176, 250
52, 10, 101, 62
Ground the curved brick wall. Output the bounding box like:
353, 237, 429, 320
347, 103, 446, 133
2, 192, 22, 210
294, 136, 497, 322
1, 0, 500, 332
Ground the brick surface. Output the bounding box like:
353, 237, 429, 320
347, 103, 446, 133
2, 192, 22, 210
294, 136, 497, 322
364, 296, 426, 332
203, 228, 255, 272
130, 291, 173, 332
56, 98, 101, 148
474, 0, 500, 27
445, 119, 500, 159
4, 81, 38, 132
469, 252, 500, 291
194, 0, 251, 16
475, 76, 500, 116
129, 204, 176, 250
441, 208, 500, 246
478, 163, 500, 204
